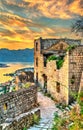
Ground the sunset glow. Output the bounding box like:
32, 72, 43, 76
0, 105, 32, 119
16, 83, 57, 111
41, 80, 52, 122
0, 0, 82, 50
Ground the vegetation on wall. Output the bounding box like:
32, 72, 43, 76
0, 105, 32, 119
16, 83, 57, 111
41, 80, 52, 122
47, 55, 57, 62
47, 55, 64, 69
66, 45, 76, 52
56, 57, 64, 69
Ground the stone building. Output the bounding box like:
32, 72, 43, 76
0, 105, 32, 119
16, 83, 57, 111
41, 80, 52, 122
34, 37, 83, 105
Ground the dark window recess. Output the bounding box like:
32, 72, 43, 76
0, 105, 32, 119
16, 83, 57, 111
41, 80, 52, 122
60, 43, 63, 50
36, 42, 38, 51
36, 58, 38, 67
3, 103, 8, 110
71, 75, 75, 84
56, 82, 60, 93
36, 72, 38, 83
44, 56, 47, 67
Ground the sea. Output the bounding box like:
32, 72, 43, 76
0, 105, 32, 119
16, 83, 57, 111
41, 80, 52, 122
0, 62, 34, 83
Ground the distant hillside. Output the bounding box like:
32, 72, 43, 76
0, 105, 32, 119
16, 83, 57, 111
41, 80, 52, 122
0, 48, 34, 62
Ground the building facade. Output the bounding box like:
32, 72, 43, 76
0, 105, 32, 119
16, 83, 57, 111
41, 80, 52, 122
34, 37, 83, 105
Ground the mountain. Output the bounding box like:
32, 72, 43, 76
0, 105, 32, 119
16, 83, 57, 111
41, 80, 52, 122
0, 48, 34, 62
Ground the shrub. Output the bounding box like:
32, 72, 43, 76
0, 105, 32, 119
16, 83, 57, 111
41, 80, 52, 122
56, 59, 64, 69
66, 45, 76, 52
78, 92, 83, 115
47, 55, 64, 69
33, 114, 40, 124
24, 82, 31, 88
47, 55, 57, 62
52, 113, 66, 130
23, 127, 27, 130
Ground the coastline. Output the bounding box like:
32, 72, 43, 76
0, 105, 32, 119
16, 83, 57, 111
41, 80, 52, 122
0, 62, 34, 83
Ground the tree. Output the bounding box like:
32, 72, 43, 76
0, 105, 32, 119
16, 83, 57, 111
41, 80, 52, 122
71, 16, 83, 36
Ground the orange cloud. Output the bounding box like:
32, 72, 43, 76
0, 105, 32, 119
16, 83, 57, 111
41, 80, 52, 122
23, 0, 83, 19
69, 0, 83, 16
0, 0, 82, 50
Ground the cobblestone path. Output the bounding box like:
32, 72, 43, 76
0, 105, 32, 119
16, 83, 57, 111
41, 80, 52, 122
28, 92, 58, 130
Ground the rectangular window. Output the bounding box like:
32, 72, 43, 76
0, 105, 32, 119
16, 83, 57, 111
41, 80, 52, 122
56, 82, 60, 93
44, 56, 47, 67
36, 57, 38, 67
36, 42, 38, 51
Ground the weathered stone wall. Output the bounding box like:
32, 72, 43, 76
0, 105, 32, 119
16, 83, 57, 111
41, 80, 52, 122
58, 51, 69, 104
0, 85, 37, 124
69, 46, 83, 102
0, 108, 40, 130
46, 52, 69, 105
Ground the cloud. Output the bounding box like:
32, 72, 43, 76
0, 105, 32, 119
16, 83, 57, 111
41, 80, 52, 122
23, 0, 83, 19
69, 0, 83, 16
0, 0, 82, 49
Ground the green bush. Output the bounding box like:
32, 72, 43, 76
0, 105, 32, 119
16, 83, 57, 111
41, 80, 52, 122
47, 55, 57, 62
52, 113, 66, 130
33, 114, 40, 124
66, 45, 76, 52
56, 59, 64, 69
23, 127, 27, 130
24, 82, 31, 88
78, 92, 83, 115
47, 55, 64, 69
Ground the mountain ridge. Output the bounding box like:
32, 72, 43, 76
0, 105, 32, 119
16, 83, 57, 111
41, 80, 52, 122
0, 48, 34, 62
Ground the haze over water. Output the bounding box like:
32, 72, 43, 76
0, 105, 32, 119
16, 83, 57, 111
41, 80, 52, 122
0, 62, 33, 83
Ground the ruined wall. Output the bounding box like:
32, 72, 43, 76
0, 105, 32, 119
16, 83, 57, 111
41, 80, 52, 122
69, 46, 83, 102
46, 52, 69, 105
58, 51, 69, 104
0, 85, 37, 124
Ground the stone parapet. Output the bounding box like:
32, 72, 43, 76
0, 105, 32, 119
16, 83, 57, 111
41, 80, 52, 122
0, 85, 38, 124
0, 108, 40, 130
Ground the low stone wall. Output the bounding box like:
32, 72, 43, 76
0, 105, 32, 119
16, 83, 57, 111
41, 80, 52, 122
0, 85, 38, 124
0, 108, 40, 130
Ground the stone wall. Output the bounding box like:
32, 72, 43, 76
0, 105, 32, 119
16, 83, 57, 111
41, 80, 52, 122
0, 85, 38, 124
0, 108, 40, 130
46, 52, 69, 105
69, 46, 83, 102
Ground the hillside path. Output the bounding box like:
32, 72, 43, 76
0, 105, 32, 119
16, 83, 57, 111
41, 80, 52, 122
28, 92, 60, 130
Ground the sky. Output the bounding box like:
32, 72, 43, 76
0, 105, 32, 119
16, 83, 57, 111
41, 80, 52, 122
0, 0, 83, 50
